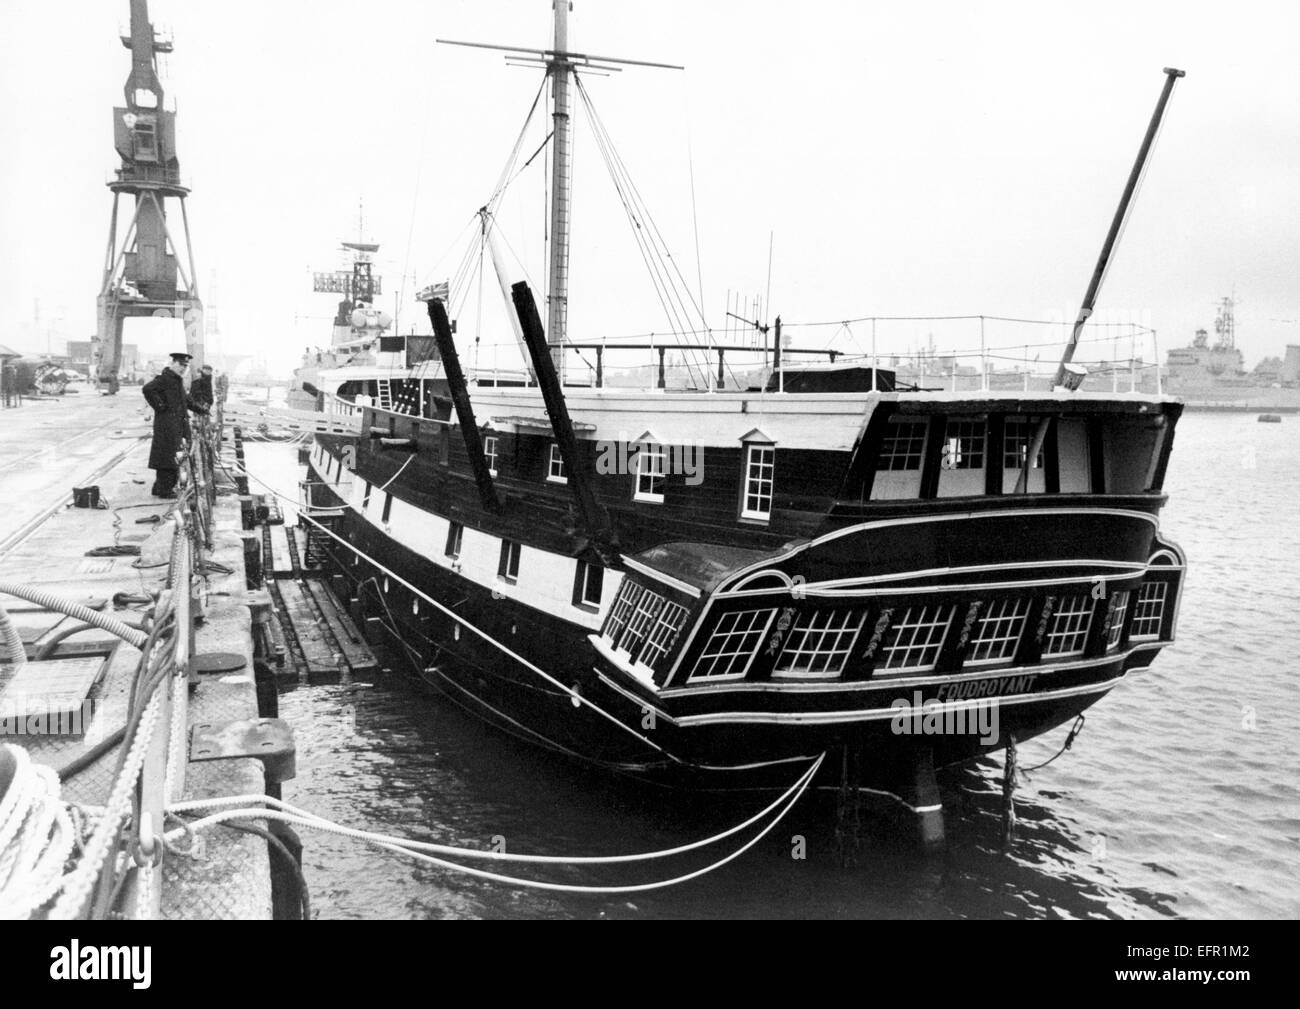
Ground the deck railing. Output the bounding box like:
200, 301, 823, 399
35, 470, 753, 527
453, 316, 1166, 395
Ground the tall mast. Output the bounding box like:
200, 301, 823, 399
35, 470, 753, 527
437, 5, 681, 376
547, 1, 572, 376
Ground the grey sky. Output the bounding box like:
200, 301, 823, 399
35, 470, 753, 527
1, 0, 1297, 377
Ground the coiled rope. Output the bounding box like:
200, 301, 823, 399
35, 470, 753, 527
0, 744, 78, 919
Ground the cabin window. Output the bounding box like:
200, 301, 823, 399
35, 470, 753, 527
361, 480, 373, 512
1003, 420, 1045, 470
573, 560, 604, 609
603, 581, 645, 645
484, 435, 499, 477
619, 588, 666, 659
879, 604, 956, 671
382, 492, 393, 523
600, 582, 688, 671
877, 419, 928, 470
871, 417, 929, 500
1130, 582, 1167, 641
1003, 417, 1047, 494
1042, 594, 1093, 658
773, 608, 867, 678
966, 598, 1030, 666
937, 419, 987, 497
445, 522, 463, 560
741, 445, 775, 520
1105, 590, 1131, 650
942, 420, 985, 469
637, 601, 688, 671
548, 443, 568, 483
689, 608, 778, 680
498, 539, 521, 583
634, 442, 666, 502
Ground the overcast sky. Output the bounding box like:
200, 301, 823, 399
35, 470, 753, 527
1, 0, 1297, 377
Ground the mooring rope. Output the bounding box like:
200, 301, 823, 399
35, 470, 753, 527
164, 753, 824, 894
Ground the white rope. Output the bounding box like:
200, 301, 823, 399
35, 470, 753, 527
49, 692, 161, 920
0, 744, 77, 919
375, 453, 414, 494
164, 754, 823, 895
169, 751, 824, 866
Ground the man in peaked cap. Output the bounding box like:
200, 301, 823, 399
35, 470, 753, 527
141, 352, 193, 498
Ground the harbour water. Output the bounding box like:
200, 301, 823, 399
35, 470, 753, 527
249, 412, 1299, 920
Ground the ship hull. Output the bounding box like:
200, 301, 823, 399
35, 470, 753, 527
304, 463, 1168, 796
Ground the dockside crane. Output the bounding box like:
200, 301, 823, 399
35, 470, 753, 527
94, 0, 202, 393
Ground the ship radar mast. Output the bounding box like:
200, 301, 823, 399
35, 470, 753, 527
437, 2, 682, 380
1214, 295, 1236, 351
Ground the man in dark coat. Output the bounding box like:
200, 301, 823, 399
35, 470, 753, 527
188, 364, 214, 415
142, 352, 192, 497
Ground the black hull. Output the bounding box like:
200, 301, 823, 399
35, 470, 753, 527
305, 467, 1159, 799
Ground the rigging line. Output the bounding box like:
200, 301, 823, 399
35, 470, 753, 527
501, 129, 555, 194
599, 164, 709, 388
584, 88, 700, 351
684, 91, 708, 328
414, 211, 479, 292
398, 72, 437, 322
574, 79, 685, 343
226, 458, 682, 763
474, 224, 486, 353
783, 314, 1156, 330
577, 91, 687, 349
484, 76, 548, 214
579, 78, 711, 333
579, 76, 702, 328
577, 84, 706, 387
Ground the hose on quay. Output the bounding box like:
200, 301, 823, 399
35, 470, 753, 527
0, 582, 147, 650
0, 601, 24, 666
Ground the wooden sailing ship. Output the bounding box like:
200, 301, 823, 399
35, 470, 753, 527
300, 5, 1187, 846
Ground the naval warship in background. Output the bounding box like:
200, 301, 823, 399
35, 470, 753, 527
1163, 297, 1300, 412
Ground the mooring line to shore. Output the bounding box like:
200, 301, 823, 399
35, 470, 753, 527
162, 753, 823, 894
